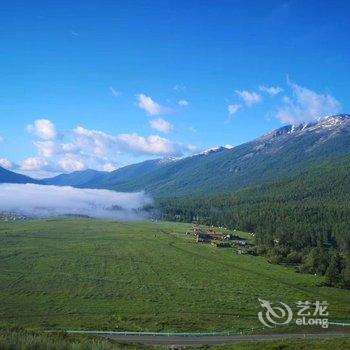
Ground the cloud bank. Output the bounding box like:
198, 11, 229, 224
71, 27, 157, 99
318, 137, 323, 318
18, 120, 193, 176
0, 184, 153, 220
229, 81, 342, 125
276, 82, 342, 124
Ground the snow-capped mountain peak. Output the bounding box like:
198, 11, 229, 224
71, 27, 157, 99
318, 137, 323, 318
157, 157, 180, 164
261, 114, 350, 141
194, 146, 230, 157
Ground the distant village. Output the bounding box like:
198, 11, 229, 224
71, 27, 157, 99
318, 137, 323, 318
0, 212, 28, 221
187, 226, 256, 255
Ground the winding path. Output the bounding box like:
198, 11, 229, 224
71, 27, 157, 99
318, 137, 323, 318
65, 331, 350, 346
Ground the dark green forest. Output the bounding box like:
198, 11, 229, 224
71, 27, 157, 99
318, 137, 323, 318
157, 157, 350, 289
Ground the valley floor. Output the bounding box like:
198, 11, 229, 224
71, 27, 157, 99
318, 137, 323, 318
0, 219, 349, 334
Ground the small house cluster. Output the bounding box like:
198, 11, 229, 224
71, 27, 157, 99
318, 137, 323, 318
0, 212, 27, 221
191, 226, 248, 252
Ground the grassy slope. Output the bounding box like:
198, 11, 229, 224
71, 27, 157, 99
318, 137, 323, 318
0, 219, 349, 332
206, 337, 350, 350
0, 328, 153, 350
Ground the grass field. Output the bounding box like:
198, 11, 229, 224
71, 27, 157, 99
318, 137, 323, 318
0, 219, 349, 333
0, 328, 151, 350
204, 338, 350, 350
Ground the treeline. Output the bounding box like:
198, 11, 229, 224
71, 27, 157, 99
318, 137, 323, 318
157, 157, 350, 289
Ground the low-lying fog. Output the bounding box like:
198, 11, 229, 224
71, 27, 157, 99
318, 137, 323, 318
0, 183, 153, 220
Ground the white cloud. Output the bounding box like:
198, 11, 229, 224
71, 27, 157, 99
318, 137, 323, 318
149, 118, 173, 133
185, 144, 200, 154
178, 99, 189, 106
27, 119, 58, 140
20, 157, 48, 171
235, 90, 262, 107
259, 85, 283, 96
103, 162, 118, 172
19, 118, 194, 173
137, 94, 169, 115
0, 183, 153, 220
0, 135, 4, 143
228, 104, 241, 115
276, 82, 342, 124
65, 126, 186, 161
73, 126, 114, 158
34, 140, 59, 158
58, 154, 85, 172
282, 95, 291, 104
117, 133, 182, 156
61, 142, 79, 153
0, 158, 13, 169
110, 87, 121, 97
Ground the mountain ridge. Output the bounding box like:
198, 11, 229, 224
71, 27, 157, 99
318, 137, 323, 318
0, 166, 42, 184
41, 114, 350, 196
43, 169, 108, 187
2, 114, 350, 196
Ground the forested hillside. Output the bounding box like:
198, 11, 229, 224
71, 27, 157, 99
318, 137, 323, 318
158, 156, 350, 288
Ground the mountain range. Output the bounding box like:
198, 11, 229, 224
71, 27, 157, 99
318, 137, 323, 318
1, 114, 350, 197
0, 166, 41, 185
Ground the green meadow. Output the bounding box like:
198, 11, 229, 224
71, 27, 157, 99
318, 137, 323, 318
0, 219, 349, 332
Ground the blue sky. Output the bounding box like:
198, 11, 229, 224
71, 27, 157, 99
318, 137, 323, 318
0, 0, 349, 177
